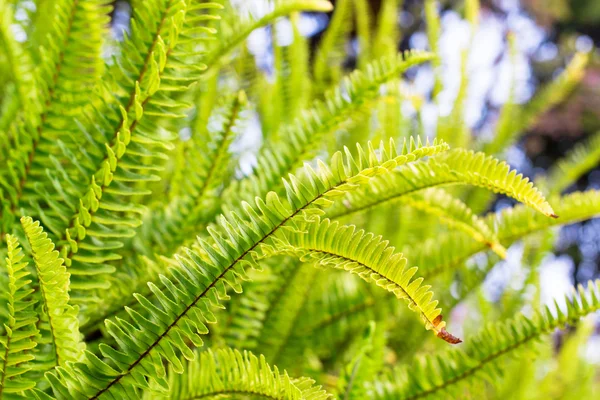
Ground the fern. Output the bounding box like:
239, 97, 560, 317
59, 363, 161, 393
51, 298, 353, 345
21, 217, 84, 367
0, 235, 38, 397
1, 2, 598, 398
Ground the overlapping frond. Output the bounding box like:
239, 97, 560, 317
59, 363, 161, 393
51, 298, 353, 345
370, 280, 600, 400
0, 0, 110, 237
31, 0, 222, 296
44, 138, 448, 398
226, 51, 436, 204
0, 235, 38, 397
20, 217, 84, 367
261, 217, 461, 343
145, 347, 331, 400
327, 149, 554, 221
81, 137, 451, 332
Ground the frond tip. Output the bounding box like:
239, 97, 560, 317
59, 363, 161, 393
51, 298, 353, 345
0, 234, 39, 396
262, 217, 462, 344
20, 217, 85, 366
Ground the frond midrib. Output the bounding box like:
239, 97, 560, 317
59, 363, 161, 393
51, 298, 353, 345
89, 188, 332, 398
61, 0, 176, 262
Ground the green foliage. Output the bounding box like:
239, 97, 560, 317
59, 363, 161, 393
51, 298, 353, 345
0, 0, 597, 399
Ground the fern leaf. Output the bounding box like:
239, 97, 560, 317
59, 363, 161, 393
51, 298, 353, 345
413, 190, 600, 279
145, 347, 331, 400
45, 138, 447, 398
35, 0, 222, 295
313, 0, 353, 88
0, 235, 38, 397
80, 137, 450, 331
328, 149, 554, 220
440, 149, 556, 217
336, 321, 385, 400
138, 91, 247, 257
371, 280, 600, 399
251, 263, 319, 367
226, 51, 436, 205
0, 0, 109, 236
399, 188, 506, 258
20, 217, 84, 367
261, 217, 461, 343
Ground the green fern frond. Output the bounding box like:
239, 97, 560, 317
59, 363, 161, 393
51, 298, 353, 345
313, 0, 352, 88
424, 0, 442, 98
262, 217, 461, 343
0, 235, 38, 397
373, 0, 401, 59
413, 190, 600, 279
440, 149, 556, 217
251, 263, 319, 367
371, 280, 600, 400
0, 0, 110, 236
224, 257, 304, 351
545, 130, 600, 194
20, 217, 84, 367
84, 137, 448, 335
328, 149, 554, 221
145, 347, 331, 400
33, 0, 222, 294
227, 52, 436, 204
0, 0, 35, 122
399, 188, 506, 258
335, 321, 386, 400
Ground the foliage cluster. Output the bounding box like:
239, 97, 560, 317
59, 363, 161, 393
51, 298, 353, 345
0, 0, 599, 399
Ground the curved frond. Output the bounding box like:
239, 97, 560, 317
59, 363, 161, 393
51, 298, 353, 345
262, 217, 461, 343
371, 280, 600, 400
0, 0, 110, 236
20, 217, 84, 367
145, 347, 331, 400
439, 149, 555, 217
413, 190, 600, 279
0, 235, 38, 397
328, 149, 554, 220
34, 0, 222, 295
